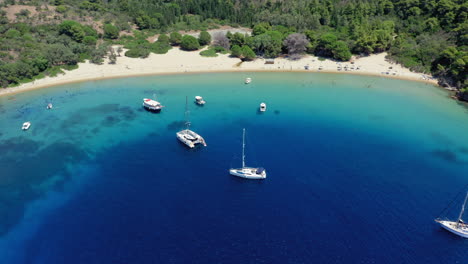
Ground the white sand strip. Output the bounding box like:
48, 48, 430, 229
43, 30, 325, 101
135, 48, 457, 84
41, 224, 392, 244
0, 48, 438, 97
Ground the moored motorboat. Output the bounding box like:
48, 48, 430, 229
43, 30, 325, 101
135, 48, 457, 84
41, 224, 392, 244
259, 102, 266, 112
195, 96, 206, 105
245, 77, 252, 84
229, 128, 266, 180
435, 191, 468, 238
143, 98, 163, 112
46, 103, 53, 109
22, 122, 31, 130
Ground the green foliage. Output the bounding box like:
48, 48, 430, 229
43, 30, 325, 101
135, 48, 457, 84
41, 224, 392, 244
136, 14, 158, 30
125, 48, 150, 58
332, 41, 352, 61
230, 45, 242, 58
228, 32, 246, 47
0, 0, 467, 89
5, 29, 21, 38
80, 1, 103, 12
59, 20, 85, 42
198, 31, 211, 46
180, 35, 200, 50
200, 49, 218, 57
169, 32, 182, 45
150, 42, 170, 54
251, 30, 283, 57
150, 34, 172, 54
242, 45, 256, 61
56, 5, 68, 14
158, 34, 170, 44
83, 36, 97, 46
103, 24, 119, 39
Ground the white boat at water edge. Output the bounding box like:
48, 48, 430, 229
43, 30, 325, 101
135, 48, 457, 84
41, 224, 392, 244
229, 128, 266, 180
435, 191, 468, 238
22, 122, 31, 130
245, 77, 252, 84
176, 97, 207, 148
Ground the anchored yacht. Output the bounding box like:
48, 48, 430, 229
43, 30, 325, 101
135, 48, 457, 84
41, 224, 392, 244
245, 77, 252, 84
435, 192, 468, 238
143, 98, 163, 112
176, 97, 207, 148
229, 128, 266, 179
259, 102, 266, 112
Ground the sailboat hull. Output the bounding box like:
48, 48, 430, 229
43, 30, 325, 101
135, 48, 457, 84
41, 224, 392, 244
229, 167, 266, 180
437, 220, 468, 238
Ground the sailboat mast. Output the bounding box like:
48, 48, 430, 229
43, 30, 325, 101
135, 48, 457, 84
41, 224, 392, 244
185, 96, 190, 130
242, 128, 245, 168
457, 191, 468, 227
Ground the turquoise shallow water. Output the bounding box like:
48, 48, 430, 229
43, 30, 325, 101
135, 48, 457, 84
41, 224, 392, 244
0, 72, 468, 263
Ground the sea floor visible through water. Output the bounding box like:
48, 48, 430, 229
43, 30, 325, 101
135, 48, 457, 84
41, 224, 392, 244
0, 72, 468, 263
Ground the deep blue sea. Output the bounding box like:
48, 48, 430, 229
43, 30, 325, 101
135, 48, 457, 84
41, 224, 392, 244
1, 73, 468, 263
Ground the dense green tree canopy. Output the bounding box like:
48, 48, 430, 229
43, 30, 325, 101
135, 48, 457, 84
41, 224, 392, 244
0, 0, 466, 90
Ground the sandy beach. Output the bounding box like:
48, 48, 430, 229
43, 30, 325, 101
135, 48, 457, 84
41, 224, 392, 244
0, 48, 438, 97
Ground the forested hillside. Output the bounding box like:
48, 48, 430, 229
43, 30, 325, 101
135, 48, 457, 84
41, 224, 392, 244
0, 0, 466, 90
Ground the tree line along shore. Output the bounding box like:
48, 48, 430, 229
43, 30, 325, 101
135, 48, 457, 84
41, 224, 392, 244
0, 0, 466, 100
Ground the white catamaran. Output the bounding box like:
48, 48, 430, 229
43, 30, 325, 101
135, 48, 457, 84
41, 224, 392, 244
229, 128, 266, 179
176, 97, 207, 148
435, 191, 468, 238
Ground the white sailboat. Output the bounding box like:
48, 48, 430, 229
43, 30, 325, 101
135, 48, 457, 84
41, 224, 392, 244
176, 96, 207, 148
229, 128, 266, 179
435, 191, 468, 238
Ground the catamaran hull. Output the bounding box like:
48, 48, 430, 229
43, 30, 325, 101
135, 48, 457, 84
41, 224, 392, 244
176, 130, 206, 149
437, 220, 468, 238
176, 133, 195, 148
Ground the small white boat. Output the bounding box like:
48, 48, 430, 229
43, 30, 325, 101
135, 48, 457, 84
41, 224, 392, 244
259, 102, 266, 112
435, 192, 468, 238
245, 77, 252, 84
46, 103, 53, 109
143, 98, 163, 112
195, 96, 206, 105
22, 122, 31, 130
176, 97, 207, 148
230, 128, 266, 180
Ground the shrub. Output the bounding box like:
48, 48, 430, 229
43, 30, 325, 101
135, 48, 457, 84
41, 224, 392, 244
231, 45, 242, 57
150, 42, 171, 54
169, 32, 182, 45
200, 49, 218, 57
104, 24, 119, 39
125, 48, 150, 58
242, 45, 256, 61
180, 35, 200, 50
198, 31, 211, 46
56, 5, 68, 13
83, 36, 97, 46
158, 34, 170, 44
